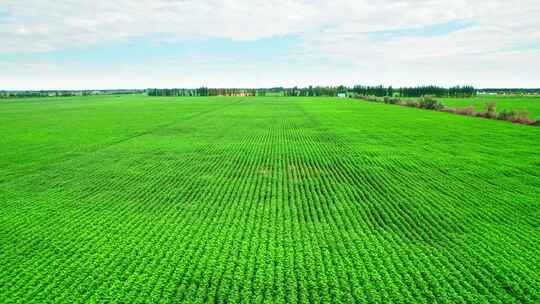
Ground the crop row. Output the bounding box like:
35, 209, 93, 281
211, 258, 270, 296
1, 97, 539, 303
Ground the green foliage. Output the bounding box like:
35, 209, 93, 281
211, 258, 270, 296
398, 85, 475, 97
383, 97, 402, 105
497, 109, 518, 121
352, 85, 476, 98
1, 95, 539, 303
418, 96, 444, 110
146, 85, 477, 98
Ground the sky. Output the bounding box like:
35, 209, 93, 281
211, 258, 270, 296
0, 0, 539, 90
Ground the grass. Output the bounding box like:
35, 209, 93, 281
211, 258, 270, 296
1, 95, 540, 303
439, 95, 540, 119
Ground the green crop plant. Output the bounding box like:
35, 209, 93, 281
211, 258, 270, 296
1, 95, 539, 303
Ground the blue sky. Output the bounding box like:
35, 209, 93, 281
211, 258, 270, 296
0, 1, 539, 89
2, 35, 296, 66
368, 20, 476, 41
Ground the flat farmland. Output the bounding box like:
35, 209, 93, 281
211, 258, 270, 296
1, 95, 540, 303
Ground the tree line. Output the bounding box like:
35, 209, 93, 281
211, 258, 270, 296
147, 85, 476, 98
8, 86, 540, 100
146, 86, 351, 97
479, 88, 540, 95
0, 90, 144, 99
1, 85, 481, 99
352, 85, 476, 97
0, 91, 82, 98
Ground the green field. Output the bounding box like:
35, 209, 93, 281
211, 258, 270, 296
439, 95, 540, 119
1, 95, 540, 303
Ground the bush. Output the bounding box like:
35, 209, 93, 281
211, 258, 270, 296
383, 97, 402, 105
405, 100, 419, 108
455, 106, 476, 116
512, 110, 533, 125
485, 102, 497, 119
497, 109, 517, 121
418, 96, 444, 110
390, 98, 402, 105
365, 96, 382, 102
496, 109, 532, 124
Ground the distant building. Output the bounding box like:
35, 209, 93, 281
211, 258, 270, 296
337, 93, 347, 98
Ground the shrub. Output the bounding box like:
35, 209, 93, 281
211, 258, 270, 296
497, 110, 517, 121
355, 95, 368, 100
390, 98, 402, 105
512, 110, 534, 125
366, 96, 382, 102
418, 96, 444, 110
405, 100, 419, 108
485, 102, 497, 119
455, 106, 476, 116
495, 109, 532, 124
383, 97, 402, 105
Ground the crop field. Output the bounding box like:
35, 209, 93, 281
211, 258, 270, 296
1, 95, 540, 303
439, 95, 540, 119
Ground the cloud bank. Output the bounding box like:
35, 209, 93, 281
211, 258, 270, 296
1, 0, 539, 89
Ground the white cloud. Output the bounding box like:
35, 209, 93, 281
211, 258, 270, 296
0, 0, 319, 52
0, 0, 539, 88
2, 0, 538, 53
